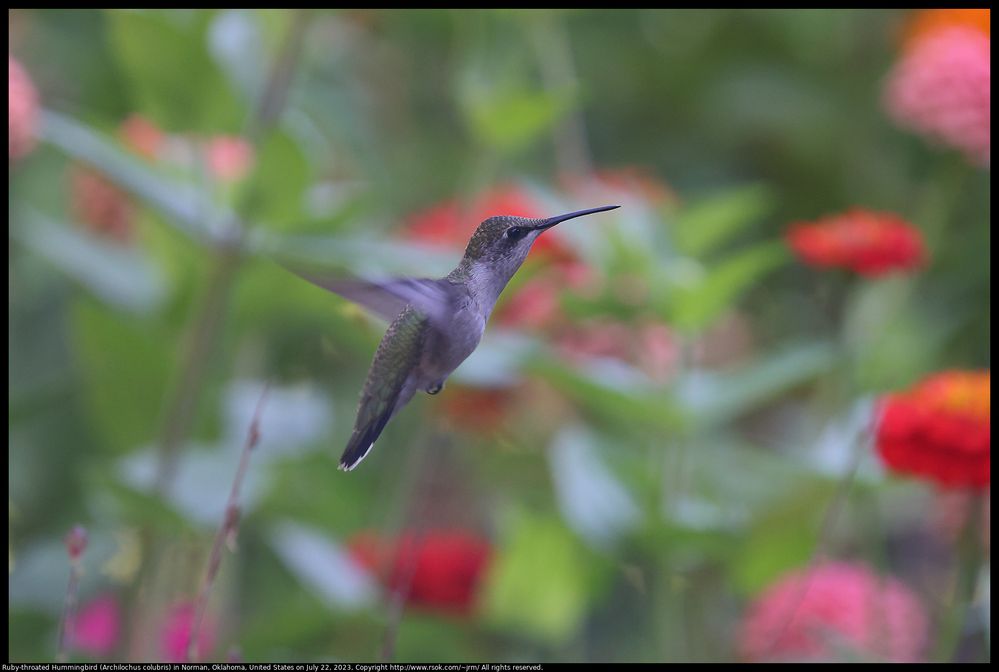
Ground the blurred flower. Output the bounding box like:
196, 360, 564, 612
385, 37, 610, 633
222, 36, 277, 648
436, 385, 515, 435
9, 55, 38, 161
204, 135, 255, 183
160, 602, 215, 663
119, 115, 165, 161
738, 561, 928, 662
931, 488, 990, 552
884, 23, 990, 167
553, 318, 680, 382
786, 209, 925, 277
901, 9, 990, 52
876, 370, 990, 489
64, 525, 88, 562
348, 530, 492, 616
70, 165, 136, 244
560, 167, 678, 207
406, 185, 575, 265
495, 262, 595, 330
555, 319, 635, 364
68, 594, 120, 658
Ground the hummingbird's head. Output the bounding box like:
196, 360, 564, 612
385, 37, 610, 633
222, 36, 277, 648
459, 205, 620, 278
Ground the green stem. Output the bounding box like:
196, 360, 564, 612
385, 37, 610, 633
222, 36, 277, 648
154, 245, 241, 493
934, 490, 984, 662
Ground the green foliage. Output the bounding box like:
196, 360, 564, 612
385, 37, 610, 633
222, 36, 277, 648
482, 512, 609, 644
8, 8, 990, 664
107, 11, 244, 131
71, 300, 176, 454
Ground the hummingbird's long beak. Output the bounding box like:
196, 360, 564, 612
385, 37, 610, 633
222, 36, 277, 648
534, 204, 620, 231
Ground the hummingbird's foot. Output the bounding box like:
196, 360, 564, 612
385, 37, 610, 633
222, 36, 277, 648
425, 381, 445, 395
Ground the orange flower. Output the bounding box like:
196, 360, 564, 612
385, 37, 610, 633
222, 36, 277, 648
786, 209, 925, 276
876, 370, 990, 489
119, 115, 165, 161
901, 9, 990, 52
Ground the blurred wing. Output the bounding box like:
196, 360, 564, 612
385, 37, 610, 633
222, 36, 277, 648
282, 265, 459, 325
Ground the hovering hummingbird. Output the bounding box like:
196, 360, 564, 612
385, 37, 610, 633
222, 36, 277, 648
287, 204, 620, 471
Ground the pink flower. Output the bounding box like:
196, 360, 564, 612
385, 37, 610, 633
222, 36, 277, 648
9, 55, 39, 161
738, 562, 928, 662
160, 602, 215, 662
68, 594, 120, 658
204, 136, 255, 183
884, 27, 990, 167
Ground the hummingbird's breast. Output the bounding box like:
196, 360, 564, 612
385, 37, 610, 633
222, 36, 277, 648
418, 305, 486, 385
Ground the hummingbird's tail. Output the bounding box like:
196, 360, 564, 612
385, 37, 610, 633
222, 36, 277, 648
339, 403, 396, 471
339, 306, 427, 472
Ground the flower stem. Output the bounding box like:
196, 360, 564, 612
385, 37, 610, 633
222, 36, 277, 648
186, 384, 269, 663
57, 558, 82, 662
934, 490, 984, 662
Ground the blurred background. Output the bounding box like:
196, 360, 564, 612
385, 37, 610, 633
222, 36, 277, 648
8, 9, 990, 663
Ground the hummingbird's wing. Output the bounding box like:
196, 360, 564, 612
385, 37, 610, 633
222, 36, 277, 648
339, 305, 427, 471
281, 265, 458, 325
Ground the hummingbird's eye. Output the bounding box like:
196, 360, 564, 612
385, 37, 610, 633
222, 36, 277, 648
506, 226, 527, 241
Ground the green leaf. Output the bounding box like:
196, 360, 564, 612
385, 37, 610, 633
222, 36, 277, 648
13, 210, 167, 314
730, 483, 834, 595
242, 130, 310, 228
482, 512, 605, 643
527, 357, 686, 435
107, 10, 244, 131
460, 81, 574, 154
38, 110, 228, 241
668, 241, 789, 332
679, 342, 840, 430
843, 279, 956, 392
672, 185, 774, 257
71, 300, 176, 453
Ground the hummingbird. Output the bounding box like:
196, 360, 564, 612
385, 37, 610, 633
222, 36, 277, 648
287, 204, 619, 471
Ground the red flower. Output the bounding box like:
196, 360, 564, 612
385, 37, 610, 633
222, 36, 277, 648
436, 385, 515, 434
885, 13, 990, 167
9, 55, 38, 161
786, 209, 926, 276
70, 166, 136, 244
405, 185, 576, 265
160, 602, 215, 662
738, 562, 928, 662
68, 594, 120, 658
876, 370, 990, 489
347, 530, 492, 616
495, 262, 595, 330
